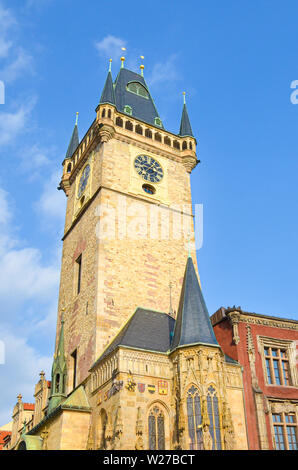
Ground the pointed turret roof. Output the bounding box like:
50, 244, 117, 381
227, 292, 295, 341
171, 257, 218, 350
65, 118, 79, 159
179, 102, 194, 137
99, 70, 116, 106
53, 316, 66, 373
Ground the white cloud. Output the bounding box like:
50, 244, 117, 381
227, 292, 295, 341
148, 54, 179, 87
0, 98, 36, 147
95, 34, 127, 62
1, 47, 34, 83
0, 327, 52, 426
0, 3, 33, 83
35, 169, 66, 224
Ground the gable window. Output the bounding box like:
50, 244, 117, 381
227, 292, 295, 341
154, 117, 162, 127
124, 105, 132, 115
127, 82, 149, 99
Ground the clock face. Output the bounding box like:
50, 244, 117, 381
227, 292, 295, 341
78, 164, 90, 198
134, 155, 164, 183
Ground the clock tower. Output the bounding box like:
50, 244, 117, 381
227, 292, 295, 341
58, 59, 199, 393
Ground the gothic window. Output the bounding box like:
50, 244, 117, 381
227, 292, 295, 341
125, 120, 133, 131
187, 386, 202, 450
207, 386, 221, 450
101, 109, 106, 118
148, 406, 165, 450
272, 412, 297, 450
155, 132, 162, 142
189, 141, 193, 150
116, 117, 123, 127
145, 128, 152, 139
55, 374, 60, 393
173, 140, 180, 150
127, 82, 149, 99
108, 109, 111, 118
67, 162, 72, 173
182, 140, 187, 150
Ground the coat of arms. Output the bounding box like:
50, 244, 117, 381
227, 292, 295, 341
158, 380, 168, 395
138, 383, 145, 393
126, 371, 136, 392
147, 384, 155, 394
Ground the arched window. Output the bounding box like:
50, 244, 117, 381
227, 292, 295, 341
182, 141, 187, 150
155, 133, 162, 142
207, 386, 221, 450
101, 109, 106, 118
135, 124, 143, 135
55, 374, 60, 393
187, 385, 203, 450
67, 162, 72, 173
189, 141, 193, 150
164, 136, 171, 146
99, 409, 108, 450
127, 82, 149, 99
108, 109, 111, 119
148, 406, 165, 450
173, 140, 180, 150
125, 121, 133, 131
116, 117, 123, 127
145, 128, 152, 139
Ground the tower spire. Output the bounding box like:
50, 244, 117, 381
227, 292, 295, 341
99, 60, 115, 106
179, 92, 194, 137
48, 311, 67, 413
171, 257, 218, 350
65, 113, 79, 159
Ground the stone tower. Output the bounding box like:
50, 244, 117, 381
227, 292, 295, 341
57, 59, 199, 393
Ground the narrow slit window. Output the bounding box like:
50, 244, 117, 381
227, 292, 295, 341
76, 255, 82, 294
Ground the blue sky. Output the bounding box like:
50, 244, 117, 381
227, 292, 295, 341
0, 0, 298, 425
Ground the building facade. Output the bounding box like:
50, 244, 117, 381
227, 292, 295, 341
211, 307, 298, 450
3, 59, 297, 451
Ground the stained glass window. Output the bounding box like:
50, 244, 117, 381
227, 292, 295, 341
207, 386, 222, 450
148, 407, 165, 450
187, 386, 202, 450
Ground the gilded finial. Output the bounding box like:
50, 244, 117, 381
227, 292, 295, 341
183, 92, 186, 105
121, 47, 126, 68
140, 64, 144, 77
109, 58, 112, 72
75, 112, 79, 126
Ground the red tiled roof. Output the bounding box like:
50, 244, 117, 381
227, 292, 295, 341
23, 403, 35, 411
0, 431, 12, 447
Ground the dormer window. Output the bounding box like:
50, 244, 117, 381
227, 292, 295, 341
124, 105, 132, 115
154, 117, 162, 127
127, 82, 149, 99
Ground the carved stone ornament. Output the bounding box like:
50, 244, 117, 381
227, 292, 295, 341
96, 123, 115, 143
228, 312, 241, 345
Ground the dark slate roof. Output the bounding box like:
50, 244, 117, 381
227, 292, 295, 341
65, 124, 79, 159
113, 68, 163, 128
179, 103, 193, 137
171, 257, 219, 350
100, 70, 115, 105
224, 354, 239, 365
92, 308, 175, 367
